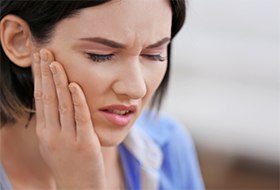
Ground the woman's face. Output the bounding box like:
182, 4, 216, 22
43, 0, 172, 146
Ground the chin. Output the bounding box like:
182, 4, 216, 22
94, 115, 139, 147
99, 136, 126, 147
96, 128, 130, 147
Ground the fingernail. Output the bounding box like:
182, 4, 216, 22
69, 83, 75, 93
49, 63, 57, 74
33, 53, 40, 64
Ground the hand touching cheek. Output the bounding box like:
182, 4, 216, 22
33, 49, 106, 189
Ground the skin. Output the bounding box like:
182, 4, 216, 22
0, 0, 172, 189
46, 0, 171, 147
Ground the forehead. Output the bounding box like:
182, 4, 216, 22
53, 0, 172, 46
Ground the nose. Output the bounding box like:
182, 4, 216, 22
112, 62, 147, 100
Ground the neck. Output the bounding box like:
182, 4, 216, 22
102, 146, 125, 189
0, 117, 56, 188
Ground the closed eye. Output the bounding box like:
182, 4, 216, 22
87, 53, 114, 62
142, 54, 167, 62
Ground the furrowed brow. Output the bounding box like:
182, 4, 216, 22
79, 37, 126, 49
146, 37, 171, 49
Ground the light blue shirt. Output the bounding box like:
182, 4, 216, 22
119, 111, 205, 190
0, 112, 204, 190
0, 162, 12, 190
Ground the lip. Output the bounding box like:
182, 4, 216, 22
99, 104, 137, 127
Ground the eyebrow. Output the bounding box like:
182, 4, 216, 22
146, 37, 171, 49
79, 37, 171, 49
79, 37, 125, 48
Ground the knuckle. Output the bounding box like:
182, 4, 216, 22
43, 94, 56, 104
53, 76, 65, 88
41, 64, 51, 77
41, 68, 50, 77
59, 103, 72, 114
72, 98, 81, 106
34, 91, 43, 100
75, 114, 89, 124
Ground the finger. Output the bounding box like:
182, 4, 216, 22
49, 62, 75, 136
68, 83, 95, 141
33, 52, 45, 128
40, 49, 60, 131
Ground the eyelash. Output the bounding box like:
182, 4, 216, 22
87, 53, 167, 63
87, 53, 113, 62
143, 54, 167, 62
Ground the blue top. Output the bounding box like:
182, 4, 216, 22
0, 162, 13, 190
119, 111, 205, 190
0, 112, 204, 190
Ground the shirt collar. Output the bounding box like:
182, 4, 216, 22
122, 125, 163, 190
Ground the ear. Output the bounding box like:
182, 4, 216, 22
0, 15, 34, 68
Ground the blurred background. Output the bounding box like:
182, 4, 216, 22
162, 0, 280, 189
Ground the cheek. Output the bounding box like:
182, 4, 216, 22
49, 47, 89, 84
65, 66, 110, 103
50, 49, 106, 97
145, 63, 167, 95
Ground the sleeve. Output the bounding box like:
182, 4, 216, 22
159, 116, 205, 190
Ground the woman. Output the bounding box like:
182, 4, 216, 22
0, 0, 204, 189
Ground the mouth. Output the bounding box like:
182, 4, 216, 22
99, 105, 137, 126
102, 109, 132, 116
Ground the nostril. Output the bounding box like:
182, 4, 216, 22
112, 63, 147, 99
112, 80, 147, 99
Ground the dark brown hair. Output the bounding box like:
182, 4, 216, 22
0, 0, 186, 126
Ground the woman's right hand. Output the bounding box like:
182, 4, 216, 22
32, 49, 106, 189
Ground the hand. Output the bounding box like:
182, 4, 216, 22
33, 49, 106, 189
